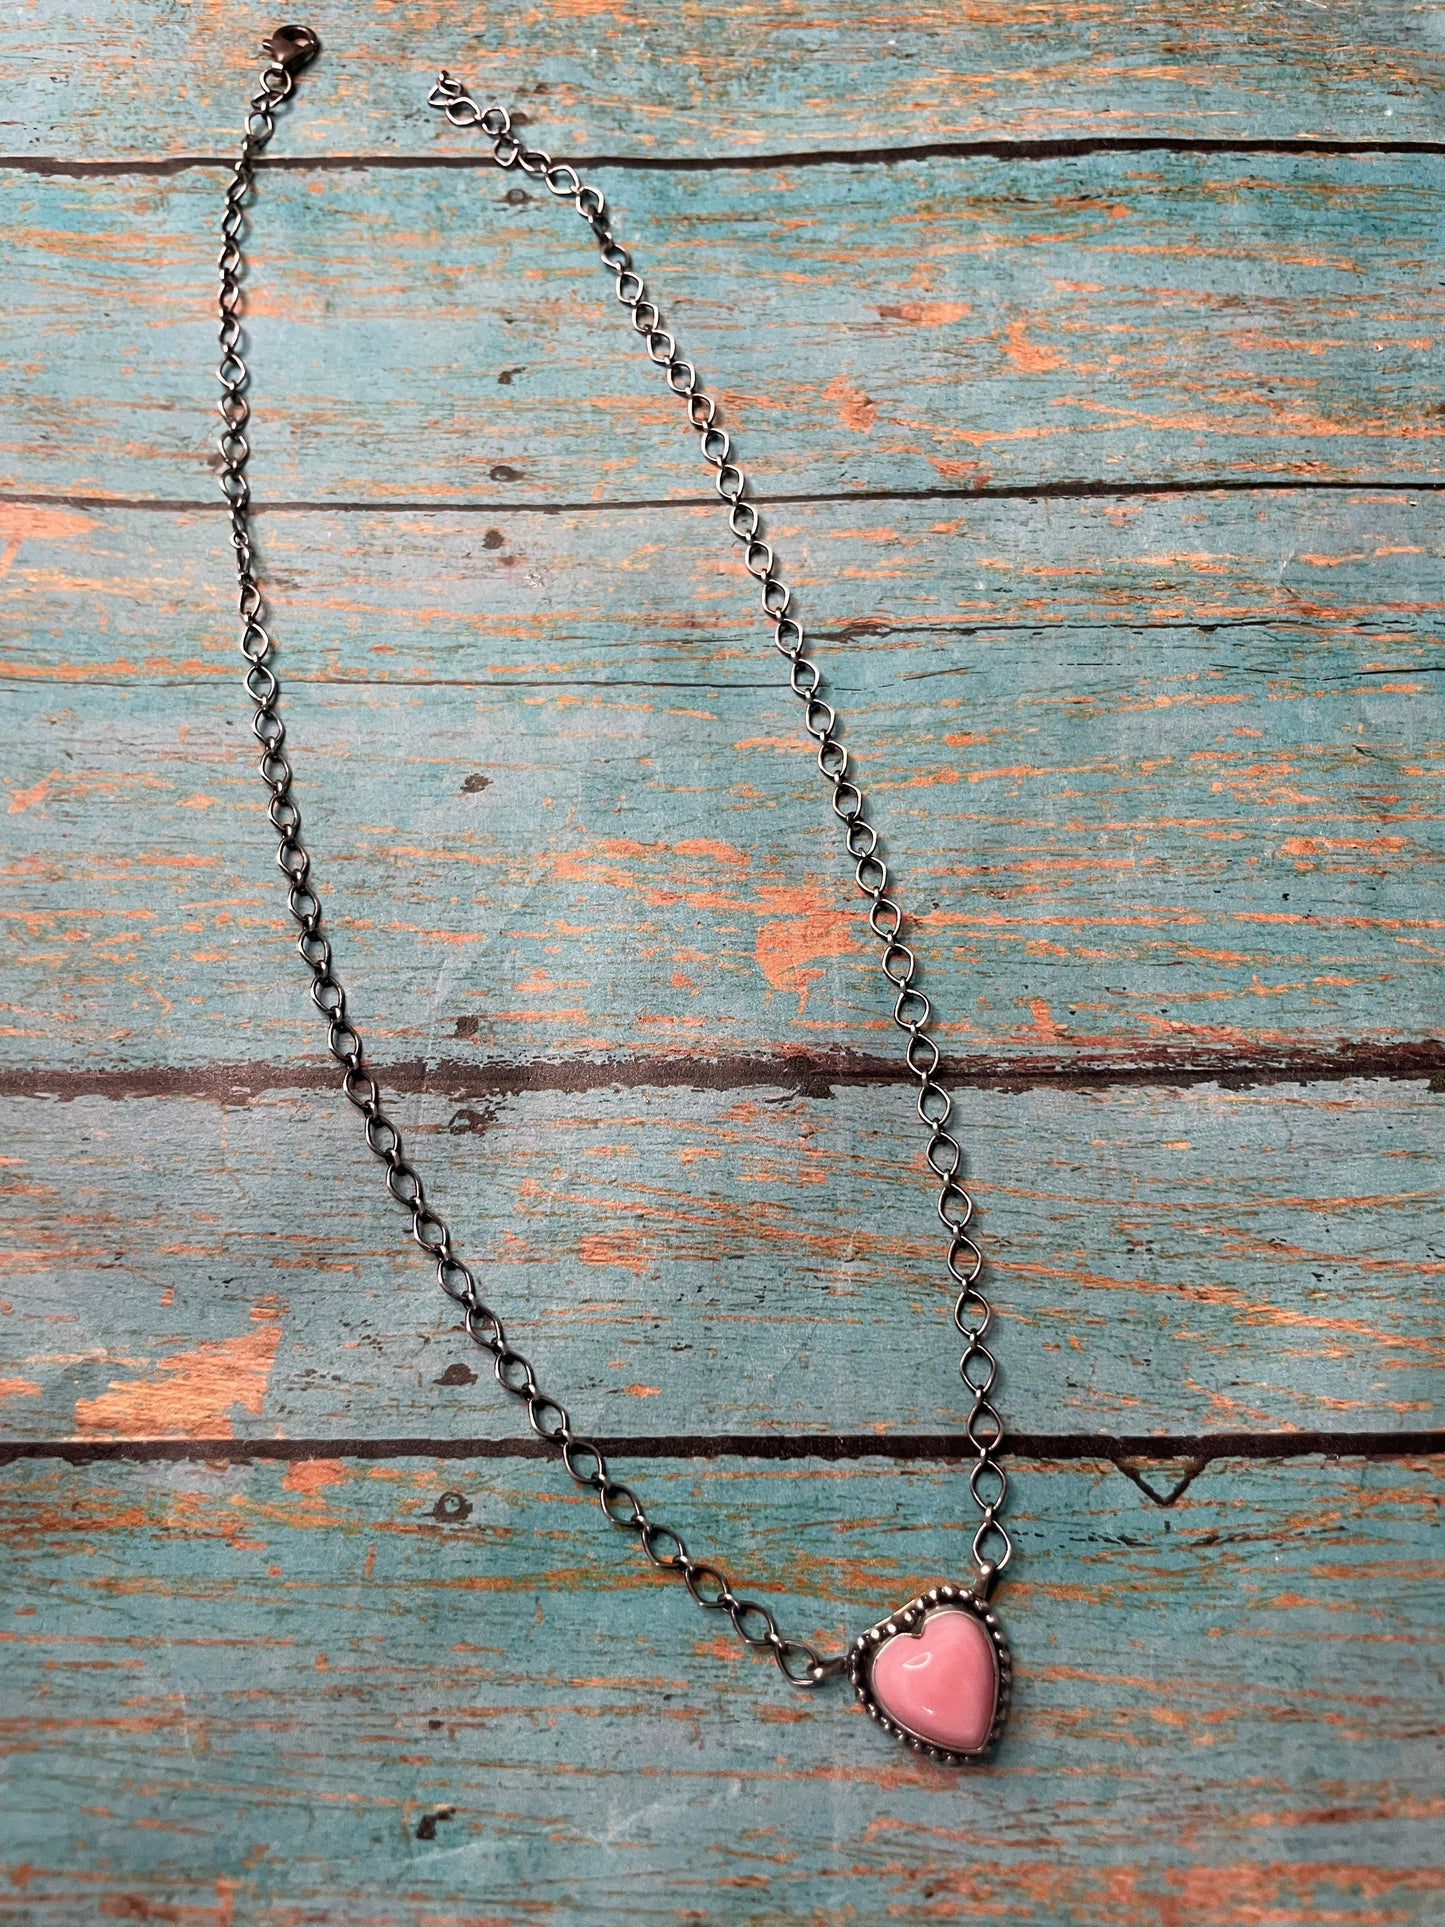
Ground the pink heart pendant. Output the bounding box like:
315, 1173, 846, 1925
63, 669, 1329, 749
849, 1583, 1010, 1763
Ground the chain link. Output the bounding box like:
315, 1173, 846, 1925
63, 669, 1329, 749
216, 36, 1010, 1701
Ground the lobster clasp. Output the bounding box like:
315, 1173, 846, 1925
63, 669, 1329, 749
262, 24, 321, 74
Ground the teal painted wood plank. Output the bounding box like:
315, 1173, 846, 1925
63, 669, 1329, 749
8, 491, 1443, 691
5, 0, 1443, 158
1, 1453, 1441, 1925
3, 495, 1440, 1071
1, 1078, 1438, 1440
3, 155, 1442, 501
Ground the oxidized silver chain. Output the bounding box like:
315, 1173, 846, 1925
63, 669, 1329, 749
215, 26, 1013, 1759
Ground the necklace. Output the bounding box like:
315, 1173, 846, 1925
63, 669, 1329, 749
217, 25, 1014, 1765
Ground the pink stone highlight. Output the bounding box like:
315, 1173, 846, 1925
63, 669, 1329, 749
870, 1608, 997, 1753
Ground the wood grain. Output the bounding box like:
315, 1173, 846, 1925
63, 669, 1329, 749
1, 1077, 1439, 1441
5, 0, 1443, 1911
2, 1452, 1441, 1925
9, 491, 1442, 687
6, 0, 1444, 160
4, 155, 1442, 502
4, 494, 1440, 1071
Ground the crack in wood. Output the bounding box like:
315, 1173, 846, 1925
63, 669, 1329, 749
3, 479, 1442, 519
1115, 1456, 1211, 1508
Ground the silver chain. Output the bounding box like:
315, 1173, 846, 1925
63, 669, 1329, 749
216, 28, 1011, 1696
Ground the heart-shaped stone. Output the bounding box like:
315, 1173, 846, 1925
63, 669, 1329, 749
869, 1606, 998, 1754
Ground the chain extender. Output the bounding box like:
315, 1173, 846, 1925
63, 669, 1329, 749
216, 28, 1011, 1694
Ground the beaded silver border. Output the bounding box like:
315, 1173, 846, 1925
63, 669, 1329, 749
848, 1584, 1011, 1764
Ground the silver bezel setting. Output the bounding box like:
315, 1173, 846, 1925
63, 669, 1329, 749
848, 1583, 1011, 1764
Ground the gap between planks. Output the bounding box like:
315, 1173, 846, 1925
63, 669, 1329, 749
6, 134, 1445, 179
4, 1430, 1442, 1471
6, 1042, 1443, 1105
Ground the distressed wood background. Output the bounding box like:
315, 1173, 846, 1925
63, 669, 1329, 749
2, 2, 1443, 1922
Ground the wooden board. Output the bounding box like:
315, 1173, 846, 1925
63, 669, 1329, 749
2, 1452, 1442, 1925
2, 1077, 1439, 1441
4, 3, 1443, 1914
5, 155, 1443, 503
4, 494, 1441, 1072
6, 0, 1445, 159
